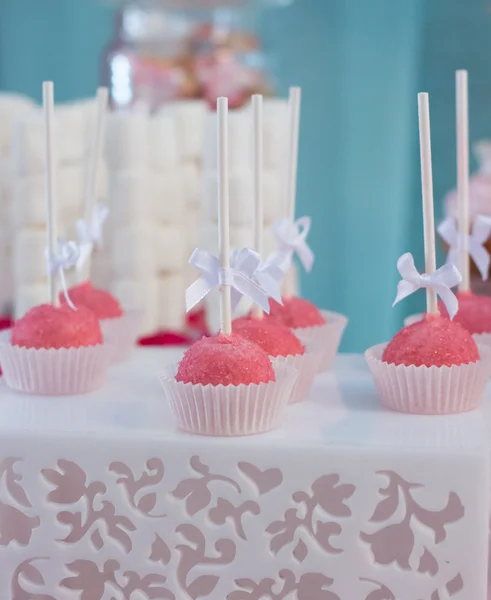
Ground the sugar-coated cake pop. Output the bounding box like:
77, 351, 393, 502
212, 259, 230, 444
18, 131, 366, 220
176, 333, 275, 386
233, 317, 305, 357
269, 296, 325, 328
61, 281, 123, 319
382, 314, 479, 368
438, 291, 491, 334
12, 303, 103, 350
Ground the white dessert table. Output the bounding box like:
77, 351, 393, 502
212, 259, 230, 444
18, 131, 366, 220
0, 348, 488, 600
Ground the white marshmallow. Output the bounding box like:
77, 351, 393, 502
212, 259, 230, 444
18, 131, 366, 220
110, 277, 159, 336
105, 111, 148, 170
181, 160, 201, 207
90, 249, 112, 290
203, 109, 251, 171
58, 164, 84, 216
155, 224, 187, 272
201, 222, 253, 255
12, 176, 45, 228
160, 100, 206, 159
151, 170, 185, 223
263, 169, 283, 223
148, 113, 180, 169
14, 283, 49, 320
56, 102, 88, 162
108, 171, 150, 228
262, 99, 289, 167
203, 170, 253, 225
185, 207, 201, 257
13, 229, 47, 284
11, 113, 45, 174
0, 93, 36, 151
111, 225, 156, 278
157, 273, 186, 330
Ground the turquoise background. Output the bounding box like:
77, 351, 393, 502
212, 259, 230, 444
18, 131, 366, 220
2, 0, 491, 351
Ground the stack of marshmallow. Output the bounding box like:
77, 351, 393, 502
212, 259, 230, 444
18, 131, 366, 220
6, 95, 297, 334
105, 100, 205, 334
201, 98, 299, 331
10, 98, 106, 320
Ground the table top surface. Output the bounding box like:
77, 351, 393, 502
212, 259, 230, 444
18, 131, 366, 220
0, 348, 489, 454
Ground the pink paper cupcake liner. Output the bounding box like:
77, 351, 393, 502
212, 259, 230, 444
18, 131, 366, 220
365, 342, 491, 414
160, 362, 297, 437
273, 350, 321, 404
0, 330, 112, 395
293, 310, 348, 372
100, 310, 142, 363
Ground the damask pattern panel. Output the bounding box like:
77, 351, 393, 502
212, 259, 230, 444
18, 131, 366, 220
0, 435, 488, 600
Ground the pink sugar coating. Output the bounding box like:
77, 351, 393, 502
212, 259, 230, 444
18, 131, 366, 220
176, 333, 275, 386
268, 296, 325, 328
60, 281, 123, 319
12, 303, 103, 350
382, 314, 479, 367
232, 316, 305, 357
438, 291, 491, 334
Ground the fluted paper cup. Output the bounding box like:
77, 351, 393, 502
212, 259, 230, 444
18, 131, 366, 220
293, 310, 348, 372
160, 362, 297, 436
0, 330, 112, 395
365, 342, 491, 414
100, 309, 142, 363
273, 350, 321, 404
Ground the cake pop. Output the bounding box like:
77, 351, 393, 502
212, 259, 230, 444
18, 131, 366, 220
12, 303, 102, 350
176, 333, 275, 386
68, 88, 140, 362
61, 281, 123, 320
438, 291, 491, 335
232, 316, 304, 357
382, 313, 478, 368
161, 97, 296, 436
366, 88, 489, 415
269, 296, 325, 328
0, 81, 111, 395
269, 87, 347, 370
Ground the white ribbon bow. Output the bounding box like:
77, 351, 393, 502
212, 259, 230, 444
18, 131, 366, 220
75, 203, 109, 271
438, 215, 491, 281
230, 248, 289, 309
271, 216, 314, 272
185, 247, 271, 314
45, 238, 80, 310
393, 252, 462, 319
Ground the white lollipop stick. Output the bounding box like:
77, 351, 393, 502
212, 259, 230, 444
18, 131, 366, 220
217, 97, 232, 335
456, 70, 470, 292
43, 81, 59, 306
252, 94, 264, 319
417, 92, 438, 315
79, 87, 108, 283
283, 86, 302, 298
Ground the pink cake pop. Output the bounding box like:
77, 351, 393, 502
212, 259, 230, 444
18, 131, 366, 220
61, 281, 123, 320
232, 316, 304, 357
366, 90, 489, 415
438, 291, 491, 335
161, 97, 296, 436
12, 303, 102, 350
382, 313, 478, 368
0, 81, 111, 395
268, 296, 325, 328
176, 333, 275, 386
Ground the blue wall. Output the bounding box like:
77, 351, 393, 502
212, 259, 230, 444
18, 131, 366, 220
2, 0, 491, 351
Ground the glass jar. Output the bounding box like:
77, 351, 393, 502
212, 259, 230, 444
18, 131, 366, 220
101, 0, 293, 111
